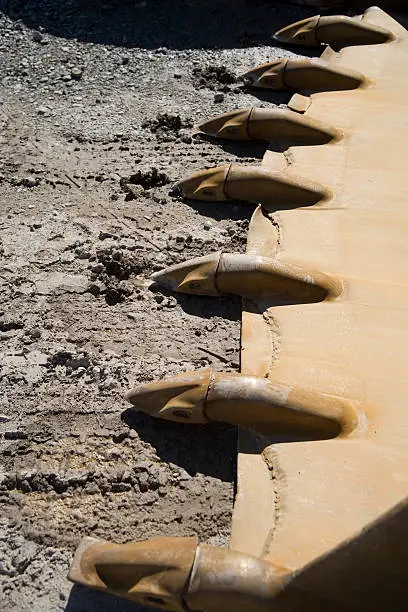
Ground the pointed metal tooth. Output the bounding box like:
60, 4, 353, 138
151, 252, 221, 296
244, 59, 288, 89
198, 107, 340, 145
126, 369, 359, 438
68, 534, 286, 611
68, 534, 198, 608
274, 15, 394, 49
151, 252, 342, 302
274, 15, 320, 47
125, 369, 213, 423
244, 58, 367, 91
175, 164, 230, 201
176, 163, 331, 210
198, 108, 252, 140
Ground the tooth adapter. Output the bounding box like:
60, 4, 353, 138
274, 15, 394, 49
244, 58, 367, 91
198, 107, 341, 144
176, 163, 331, 210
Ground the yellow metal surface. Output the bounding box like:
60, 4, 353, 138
233, 10, 408, 610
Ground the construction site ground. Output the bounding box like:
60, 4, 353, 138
0, 1, 328, 610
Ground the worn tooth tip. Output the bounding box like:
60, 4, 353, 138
150, 272, 173, 290
197, 121, 212, 135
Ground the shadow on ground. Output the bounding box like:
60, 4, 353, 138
66, 584, 160, 612
0, 0, 318, 49
122, 408, 236, 481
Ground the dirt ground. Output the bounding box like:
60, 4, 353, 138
0, 1, 322, 610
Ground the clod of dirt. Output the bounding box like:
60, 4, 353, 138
192, 65, 237, 91
120, 167, 170, 200
0, 316, 25, 332
95, 247, 147, 280
142, 113, 192, 140
91, 246, 154, 305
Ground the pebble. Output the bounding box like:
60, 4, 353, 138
32, 31, 43, 43
203, 221, 213, 230
214, 93, 224, 103
71, 67, 83, 80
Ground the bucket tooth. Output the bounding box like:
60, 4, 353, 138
198, 107, 340, 145
244, 58, 367, 91
126, 369, 358, 438
176, 163, 331, 210
125, 369, 213, 423
274, 15, 394, 49
274, 15, 321, 47
198, 108, 253, 140
67, 535, 198, 611
175, 164, 230, 201
68, 535, 286, 612
152, 252, 342, 302
151, 252, 222, 296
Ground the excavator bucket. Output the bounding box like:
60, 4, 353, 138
69, 6, 408, 611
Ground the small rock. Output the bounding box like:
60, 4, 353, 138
214, 93, 224, 103
34, 272, 90, 295
72, 367, 86, 378
37, 106, 49, 115
0, 415, 11, 423
203, 220, 213, 230
32, 31, 43, 43
99, 377, 117, 390
27, 328, 41, 340
71, 67, 83, 80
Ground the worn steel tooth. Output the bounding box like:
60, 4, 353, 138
198, 108, 253, 140
68, 534, 287, 612
198, 107, 340, 144
243, 58, 367, 91
176, 163, 331, 210
126, 368, 358, 438
176, 165, 229, 201
274, 15, 394, 49
151, 252, 342, 302
152, 252, 222, 296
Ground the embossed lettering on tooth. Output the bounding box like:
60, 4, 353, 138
126, 369, 358, 438
176, 163, 331, 210
198, 107, 340, 145
274, 15, 394, 49
244, 58, 367, 91
151, 252, 342, 302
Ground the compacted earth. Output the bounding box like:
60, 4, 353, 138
0, 1, 327, 610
